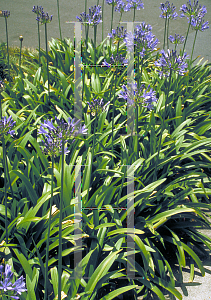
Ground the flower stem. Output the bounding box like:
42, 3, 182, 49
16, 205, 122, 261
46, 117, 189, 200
94, 25, 97, 65
182, 22, 190, 56
19, 39, 22, 69
167, 19, 169, 49
2, 137, 8, 244
44, 155, 54, 300
163, 18, 167, 50
133, 8, 136, 22
58, 140, 64, 300
102, 0, 104, 41
110, 4, 114, 49
44, 23, 50, 106
154, 69, 172, 180
37, 21, 41, 66
57, 0, 62, 40
4, 17, 10, 84
190, 30, 198, 63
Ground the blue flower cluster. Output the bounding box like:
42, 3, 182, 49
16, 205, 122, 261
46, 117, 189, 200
0, 264, 27, 299
155, 49, 189, 77
125, 22, 159, 57
36, 10, 53, 24
118, 82, 157, 110
1, 10, 10, 18
108, 26, 128, 42
102, 53, 128, 66
168, 34, 185, 45
32, 5, 43, 15
38, 117, 87, 156
76, 5, 102, 27
159, 1, 178, 19
105, 0, 144, 12
180, 0, 209, 31
0, 116, 16, 138
87, 98, 110, 116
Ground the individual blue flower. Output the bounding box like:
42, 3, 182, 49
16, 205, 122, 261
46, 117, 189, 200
0, 116, 16, 138
168, 34, 185, 45
155, 49, 189, 77
1, 10, 10, 18
126, 0, 144, 10
180, 1, 207, 19
118, 82, 137, 103
12, 276, 27, 296
159, 1, 178, 19
87, 98, 110, 116
36, 11, 53, 24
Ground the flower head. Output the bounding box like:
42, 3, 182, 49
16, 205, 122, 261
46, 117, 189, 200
0, 116, 16, 139
125, 22, 159, 57
168, 34, 185, 45
159, 1, 178, 19
190, 15, 209, 31
0, 264, 27, 299
38, 117, 87, 156
102, 53, 128, 66
108, 26, 127, 43
118, 82, 157, 110
87, 98, 110, 116
126, 0, 144, 10
155, 49, 189, 77
76, 5, 102, 27
105, 0, 119, 5
32, 5, 44, 15
180, 1, 207, 18
1, 10, 10, 18
36, 11, 53, 24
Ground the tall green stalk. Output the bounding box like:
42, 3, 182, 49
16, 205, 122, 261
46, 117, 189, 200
182, 22, 190, 56
163, 18, 167, 50
86, 117, 97, 204
58, 140, 64, 300
167, 19, 169, 49
94, 25, 97, 65
154, 70, 172, 181
44, 23, 50, 106
19, 36, 23, 69
37, 21, 41, 66
102, 0, 104, 41
133, 7, 136, 22
57, 0, 62, 40
4, 17, 10, 84
190, 30, 198, 63
110, 4, 115, 49
2, 137, 8, 244
44, 156, 54, 300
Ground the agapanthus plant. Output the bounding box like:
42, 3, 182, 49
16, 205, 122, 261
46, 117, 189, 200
0, 264, 27, 299
76, 5, 102, 27
159, 1, 178, 49
179, 0, 208, 55
38, 116, 87, 300
189, 14, 209, 61
155, 49, 189, 77
126, 0, 144, 21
